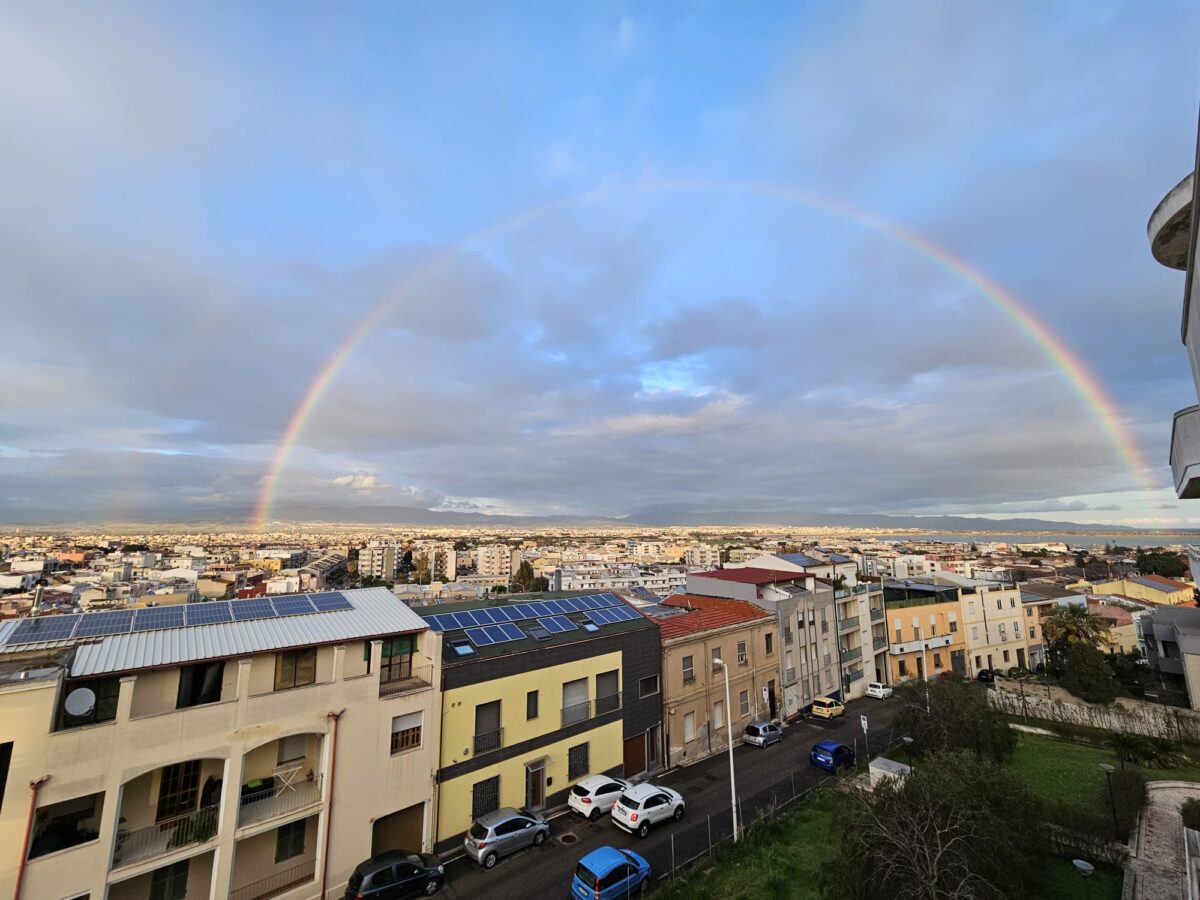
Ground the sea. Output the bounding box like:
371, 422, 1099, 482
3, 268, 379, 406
890, 534, 1197, 549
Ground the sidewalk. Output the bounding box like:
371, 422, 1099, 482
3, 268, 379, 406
1129, 781, 1200, 899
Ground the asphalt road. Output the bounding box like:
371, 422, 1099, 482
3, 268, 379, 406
437, 697, 903, 899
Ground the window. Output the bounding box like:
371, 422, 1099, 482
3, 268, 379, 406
176, 661, 224, 709
713, 699, 725, 730
0, 742, 11, 814
996, 599, 1002, 610
1029, 626, 1035, 639
895, 626, 902, 643
526, 690, 539, 720
378, 634, 415, 683
933, 653, 942, 669
739, 690, 750, 717
563, 678, 589, 724
596, 670, 620, 714
1010, 597, 1016, 608
971, 626, 979, 641
638, 675, 660, 698
1003, 650, 1010, 663
683, 712, 696, 742
765, 633, 774, 655
278, 734, 307, 764
898, 659, 908, 676
975, 655, 982, 670
391, 712, 422, 754
149, 860, 189, 900
57, 677, 119, 729
474, 701, 502, 753
472, 776, 500, 820
274, 648, 317, 691
682, 655, 695, 683
275, 820, 305, 863
949, 619, 958, 633
737, 640, 748, 665
28, 792, 104, 859
568, 743, 589, 779
784, 625, 793, 645
711, 647, 723, 672
930, 622, 938, 637
156, 761, 200, 820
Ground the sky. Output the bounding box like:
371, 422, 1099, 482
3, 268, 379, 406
2, 1, 1199, 528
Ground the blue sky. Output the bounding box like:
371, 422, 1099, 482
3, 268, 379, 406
1, 1, 1199, 526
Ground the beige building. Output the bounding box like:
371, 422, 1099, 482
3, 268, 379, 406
651, 594, 777, 768
358, 543, 398, 581
935, 574, 1032, 674
0, 587, 441, 900
1090, 575, 1194, 607
475, 545, 518, 579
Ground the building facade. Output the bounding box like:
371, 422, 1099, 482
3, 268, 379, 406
882, 581, 968, 682
358, 543, 398, 581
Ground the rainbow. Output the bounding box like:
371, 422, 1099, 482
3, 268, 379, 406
251, 178, 1154, 532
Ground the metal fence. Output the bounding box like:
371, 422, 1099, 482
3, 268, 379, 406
229, 859, 317, 900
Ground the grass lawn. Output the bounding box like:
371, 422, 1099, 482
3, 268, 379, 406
1040, 858, 1124, 900
653, 790, 843, 900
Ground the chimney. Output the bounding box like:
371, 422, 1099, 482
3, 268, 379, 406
31, 579, 47, 616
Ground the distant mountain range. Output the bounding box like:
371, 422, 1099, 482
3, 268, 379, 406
3, 502, 1167, 533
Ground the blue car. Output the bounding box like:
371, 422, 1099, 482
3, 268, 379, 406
571, 847, 651, 899
809, 739, 856, 773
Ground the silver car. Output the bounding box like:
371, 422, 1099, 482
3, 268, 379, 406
742, 721, 783, 748
463, 807, 549, 869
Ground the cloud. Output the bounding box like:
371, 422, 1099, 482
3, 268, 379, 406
326, 474, 389, 491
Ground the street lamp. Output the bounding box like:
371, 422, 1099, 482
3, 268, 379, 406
714, 658, 739, 842
1111, 724, 1125, 771
1099, 764, 1119, 840
902, 735, 915, 772
1072, 858, 1094, 899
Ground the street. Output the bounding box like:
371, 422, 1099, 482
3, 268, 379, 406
436, 697, 903, 899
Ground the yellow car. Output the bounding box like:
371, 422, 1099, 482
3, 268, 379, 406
810, 697, 846, 719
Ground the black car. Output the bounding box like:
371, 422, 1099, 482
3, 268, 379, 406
346, 850, 445, 899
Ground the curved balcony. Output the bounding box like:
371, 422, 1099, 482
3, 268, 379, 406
1148, 171, 1193, 270
1171, 405, 1200, 498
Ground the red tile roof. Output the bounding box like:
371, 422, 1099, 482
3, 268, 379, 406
655, 593, 771, 639
690, 567, 811, 585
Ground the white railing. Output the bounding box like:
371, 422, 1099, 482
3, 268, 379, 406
238, 776, 322, 828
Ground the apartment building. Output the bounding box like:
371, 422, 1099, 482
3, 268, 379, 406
883, 580, 968, 681
1090, 575, 1194, 607
1141, 606, 1200, 708
0, 588, 441, 900
934, 574, 1031, 675
683, 545, 722, 570
475, 545, 518, 579
649, 594, 776, 767
550, 564, 687, 597
358, 543, 398, 581
416, 592, 661, 850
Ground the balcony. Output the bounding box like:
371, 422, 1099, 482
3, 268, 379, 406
1171, 406, 1200, 499
595, 691, 622, 716
230, 860, 317, 900
238, 775, 322, 829
870, 606, 884, 622
845, 668, 864, 684
1148, 170, 1192, 270
378, 664, 432, 699
562, 699, 591, 727
839, 646, 862, 664
473, 728, 504, 755
873, 636, 888, 651
112, 803, 220, 869
838, 616, 860, 633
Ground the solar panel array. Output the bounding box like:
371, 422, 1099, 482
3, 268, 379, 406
423, 592, 624, 633
463, 623, 525, 646
2, 591, 358, 646
586, 605, 642, 625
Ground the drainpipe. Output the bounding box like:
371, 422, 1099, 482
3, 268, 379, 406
319, 710, 344, 900
14, 776, 49, 900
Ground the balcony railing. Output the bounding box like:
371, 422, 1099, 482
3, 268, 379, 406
846, 668, 864, 684
112, 803, 220, 869
562, 700, 591, 727
473, 727, 504, 755
870, 606, 884, 621
238, 775, 322, 829
873, 636, 888, 651
834, 588, 850, 599
840, 646, 863, 664
230, 859, 317, 900
852, 583, 870, 595
596, 691, 622, 716
379, 664, 432, 699
838, 616, 860, 633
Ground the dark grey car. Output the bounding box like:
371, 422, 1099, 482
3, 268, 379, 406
463, 807, 549, 869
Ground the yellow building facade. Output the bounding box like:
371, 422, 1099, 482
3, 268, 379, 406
883, 582, 967, 682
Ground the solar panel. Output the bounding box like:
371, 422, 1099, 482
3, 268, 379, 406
74, 609, 136, 637
184, 603, 233, 626
528, 602, 553, 617
450, 612, 479, 629
538, 616, 577, 633
487, 607, 513, 622
231, 599, 276, 621
465, 626, 495, 646
424, 614, 450, 631
558, 598, 584, 612
310, 592, 353, 612
9, 616, 80, 644
607, 605, 641, 622
541, 600, 566, 614
132, 606, 186, 632
273, 596, 317, 616
597, 593, 621, 607
497, 623, 524, 641
589, 608, 617, 625
473, 608, 499, 625
512, 604, 538, 619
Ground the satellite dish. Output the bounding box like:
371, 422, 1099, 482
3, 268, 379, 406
64, 687, 96, 718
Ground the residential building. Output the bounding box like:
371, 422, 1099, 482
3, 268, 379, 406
1019, 583, 1087, 669
882, 580, 968, 681
935, 574, 1032, 675
475, 545, 517, 579
683, 545, 721, 570
1089, 575, 1194, 607
1141, 605, 1200, 709
416, 592, 662, 850
0, 588, 441, 900
550, 564, 687, 597
648, 594, 776, 767
1087, 598, 1142, 656
358, 543, 398, 581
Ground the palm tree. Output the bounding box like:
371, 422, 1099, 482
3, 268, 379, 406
1042, 604, 1112, 657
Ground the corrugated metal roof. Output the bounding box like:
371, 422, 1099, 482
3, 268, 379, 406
1, 588, 426, 678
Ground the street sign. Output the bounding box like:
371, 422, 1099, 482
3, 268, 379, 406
860, 714, 869, 734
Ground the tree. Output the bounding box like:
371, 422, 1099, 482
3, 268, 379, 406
894, 677, 1016, 763
511, 561, 536, 593
530, 576, 550, 592
1041, 604, 1112, 667
1136, 549, 1188, 578
824, 750, 1046, 900
413, 555, 431, 585
1060, 643, 1120, 704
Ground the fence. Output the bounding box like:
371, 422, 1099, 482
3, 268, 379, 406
988, 683, 1200, 743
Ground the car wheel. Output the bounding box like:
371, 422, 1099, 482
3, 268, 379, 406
637, 821, 650, 838
424, 879, 441, 896
483, 852, 497, 869
589, 808, 601, 822
672, 805, 684, 822
533, 829, 547, 846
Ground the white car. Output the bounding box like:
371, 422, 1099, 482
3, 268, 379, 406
568, 775, 631, 821
866, 681, 893, 699
611, 783, 685, 838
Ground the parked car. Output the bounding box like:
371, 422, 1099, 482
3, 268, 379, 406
743, 721, 784, 747
977, 669, 996, 683
809, 740, 856, 773
569, 775, 632, 821
810, 696, 846, 719
611, 783, 685, 838
865, 682, 893, 700
345, 850, 445, 899
571, 847, 651, 900
463, 807, 549, 869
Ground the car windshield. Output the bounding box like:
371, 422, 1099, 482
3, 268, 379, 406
816, 751, 833, 760
574, 863, 598, 887
571, 784, 589, 796
469, 823, 488, 840
619, 796, 641, 810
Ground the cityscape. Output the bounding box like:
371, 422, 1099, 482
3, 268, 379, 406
2, 4, 1200, 900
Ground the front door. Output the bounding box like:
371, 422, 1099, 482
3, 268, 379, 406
525, 762, 546, 811
156, 761, 201, 821
767, 681, 777, 719
646, 724, 662, 770
1017, 648, 1026, 669
623, 734, 646, 777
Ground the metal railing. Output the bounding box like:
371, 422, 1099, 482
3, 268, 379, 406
473, 727, 503, 755
112, 803, 220, 869
873, 636, 888, 651
838, 616, 860, 632
840, 646, 863, 663
238, 775, 322, 828
870, 606, 884, 621
379, 664, 432, 698
229, 859, 317, 900
562, 700, 591, 727
846, 668, 865, 684
595, 691, 622, 716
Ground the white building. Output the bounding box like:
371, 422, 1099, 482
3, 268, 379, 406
359, 543, 398, 580
684, 545, 722, 569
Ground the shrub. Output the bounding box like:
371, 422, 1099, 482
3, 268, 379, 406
895, 677, 1017, 762
1182, 798, 1200, 831
1060, 644, 1120, 704
1110, 770, 1147, 834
